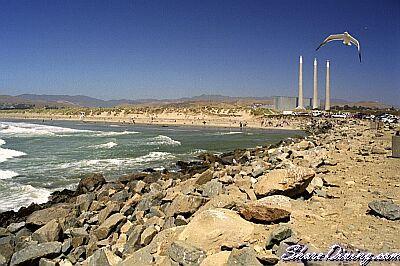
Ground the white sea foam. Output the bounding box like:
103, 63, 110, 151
0, 139, 27, 163
90, 142, 118, 149
93, 131, 139, 137
148, 135, 181, 146
0, 170, 19, 179
58, 152, 175, 170
219, 131, 243, 135
0, 184, 51, 212
0, 122, 91, 137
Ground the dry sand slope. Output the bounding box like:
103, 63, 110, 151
0, 118, 399, 266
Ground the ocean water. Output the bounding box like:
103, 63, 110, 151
0, 119, 304, 212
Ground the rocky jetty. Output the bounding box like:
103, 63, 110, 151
0, 119, 398, 265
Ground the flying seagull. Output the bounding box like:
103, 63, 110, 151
316, 31, 361, 62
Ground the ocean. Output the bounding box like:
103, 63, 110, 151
0, 119, 304, 212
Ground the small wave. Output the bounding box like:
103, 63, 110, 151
147, 135, 181, 146
0, 139, 27, 163
0, 184, 51, 212
93, 131, 139, 137
0, 122, 91, 137
0, 170, 19, 179
219, 131, 243, 135
58, 152, 175, 170
90, 142, 118, 149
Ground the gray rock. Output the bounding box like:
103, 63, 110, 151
6, 222, 26, 233
110, 189, 129, 202
87, 247, 122, 266
39, 258, 57, 266
124, 225, 145, 254
120, 248, 154, 265
195, 169, 214, 185
266, 225, 292, 248
10, 241, 62, 266
93, 213, 126, 240
0, 236, 15, 264
168, 240, 206, 266
26, 204, 74, 226
62, 238, 72, 253
227, 247, 262, 266
0, 254, 8, 266
202, 180, 223, 198
76, 173, 106, 194
175, 215, 188, 226
0, 227, 9, 237
98, 201, 120, 224
75, 193, 95, 213
368, 200, 400, 220
32, 220, 62, 243
140, 226, 158, 246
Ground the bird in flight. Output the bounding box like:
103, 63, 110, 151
316, 31, 361, 62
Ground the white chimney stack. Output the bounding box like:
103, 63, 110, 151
325, 60, 330, 111
297, 56, 303, 109
313, 58, 318, 109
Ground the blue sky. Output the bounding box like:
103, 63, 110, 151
0, 0, 399, 105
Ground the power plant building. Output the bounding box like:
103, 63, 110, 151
273, 96, 318, 111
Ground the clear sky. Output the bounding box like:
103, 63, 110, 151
0, 0, 399, 105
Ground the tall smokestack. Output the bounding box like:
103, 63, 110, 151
325, 60, 330, 111
297, 56, 303, 109
313, 58, 318, 109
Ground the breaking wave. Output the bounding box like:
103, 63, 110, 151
90, 142, 118, 149
0, 184, 51, 212
93, 131, 139, 137
0, 170, 19, 179
0, 139, 26, 163
147, 135, 181, 146
58, 152, 175, 171
0, 122, 91, 137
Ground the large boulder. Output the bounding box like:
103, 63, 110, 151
26, 204, 74, 227
76, 173, 106, 194
238, 198, 291, 223
178, 208, 255, 254
93, 213, 126, 240
254, 167, 315, 198
165, 194, 206, 217
31, 219, 62, 243
10, 241, 62, 266
168, 240, 206, 266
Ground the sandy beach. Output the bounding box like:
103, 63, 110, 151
0, 109, 303, 131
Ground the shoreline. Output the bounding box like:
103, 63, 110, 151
0, 117, 398, 265
0, 111, 303, 131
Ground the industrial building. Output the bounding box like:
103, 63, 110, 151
272, 56, 329, 112
273, 96, 318, 111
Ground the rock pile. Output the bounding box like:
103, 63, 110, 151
0, 118, 394, 265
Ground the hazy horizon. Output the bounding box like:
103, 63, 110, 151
0, 0, 399, 105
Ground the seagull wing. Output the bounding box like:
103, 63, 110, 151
316, 34, 345, 51
348, 33, 362, 62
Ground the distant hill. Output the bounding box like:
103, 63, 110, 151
17, 94, 139, 108
0, 93, 396, 109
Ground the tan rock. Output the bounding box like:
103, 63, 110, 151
178, 208, 255, 254
165, 194, 206, 217
238, 198, 291, 223
27, 204, 74, 226
200, 251, 231, 266
254, 167, 315, 197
